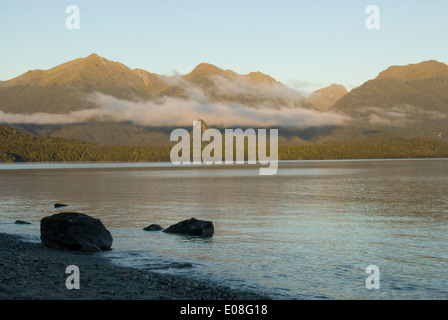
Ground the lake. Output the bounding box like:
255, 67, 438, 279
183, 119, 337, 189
0, 159, 447, 299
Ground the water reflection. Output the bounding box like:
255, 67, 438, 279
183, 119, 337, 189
0, 159, 447, 299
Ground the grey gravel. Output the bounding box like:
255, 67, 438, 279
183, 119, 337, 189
0, 232, 270, 300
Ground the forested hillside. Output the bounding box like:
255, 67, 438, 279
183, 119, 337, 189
2, 126, 448, 163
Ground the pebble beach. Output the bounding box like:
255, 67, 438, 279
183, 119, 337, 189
0, 232, 270, 300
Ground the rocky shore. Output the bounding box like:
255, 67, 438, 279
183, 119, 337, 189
0, 232, 270, 300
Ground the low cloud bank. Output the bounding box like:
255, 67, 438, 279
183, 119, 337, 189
0, 79, 350, 128
360, 105, 447, 127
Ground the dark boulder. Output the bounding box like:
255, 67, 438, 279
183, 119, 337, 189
163, 218, 214, 237
15, 220, 31, 225
143, 224, 164, 231
40, 212, 113, 251
54, 203, 69, 208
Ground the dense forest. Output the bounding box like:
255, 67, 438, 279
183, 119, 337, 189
2, 125, 448, 163
278, 134, 448, 160
0, 126, 171, 162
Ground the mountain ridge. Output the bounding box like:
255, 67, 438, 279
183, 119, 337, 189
330, 60, 448, 114
376, 60, 448, 82
1, 56, 448, 145
0, 54, 308, 114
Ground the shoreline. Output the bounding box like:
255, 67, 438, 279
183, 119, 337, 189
1, 157, 447, 170
0, 232, 270, 300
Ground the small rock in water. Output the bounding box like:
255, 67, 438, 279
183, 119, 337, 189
163, 217, 214, 237
172, 262, 193, 269
14, 220, 31, 225
143, 224, 164, 231
54, 203, 69, 208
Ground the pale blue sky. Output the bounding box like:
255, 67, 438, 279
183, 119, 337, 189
1, 0, 447, 93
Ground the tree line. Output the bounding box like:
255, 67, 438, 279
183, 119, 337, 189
2, 126, 448, 162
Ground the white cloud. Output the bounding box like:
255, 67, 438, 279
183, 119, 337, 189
0, 92, 350, 128
210, 75, 306, 105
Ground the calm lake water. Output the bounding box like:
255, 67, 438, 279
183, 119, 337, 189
0, 160, 447, 299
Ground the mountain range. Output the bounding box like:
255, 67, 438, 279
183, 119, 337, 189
0, 53, 310, 114
1, 54, 447, 145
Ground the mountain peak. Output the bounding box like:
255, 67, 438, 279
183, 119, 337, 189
87, 53, 100, 59
307, 84, 348, 111
245, 71, 278, 84
376, 60, 448, 81
188, 63, 226, 76
183, 63, 229, 86
82, 53, 112, 65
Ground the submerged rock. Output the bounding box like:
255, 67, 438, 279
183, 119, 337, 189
54, 203, 69, 208
147, 262, 193, 270
40, 212, 113, 251
163, 218, 214, 237
143, 224, 164, 231
15, 220, 31, 225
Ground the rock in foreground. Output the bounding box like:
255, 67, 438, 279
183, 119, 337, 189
163, 218, 214, 237
40, 212, 113, 251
